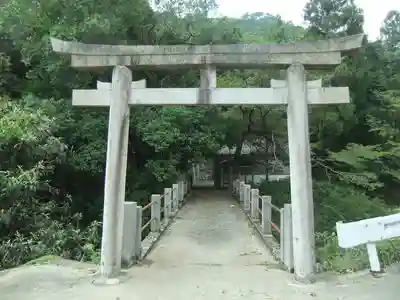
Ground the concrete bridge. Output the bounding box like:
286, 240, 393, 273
1, 175, 399, 300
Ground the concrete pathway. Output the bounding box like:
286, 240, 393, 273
146, 189, 276, 268
1, 190, 399, 299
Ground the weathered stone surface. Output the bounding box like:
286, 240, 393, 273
100, 66, 132, 278
50, 34, 364, 69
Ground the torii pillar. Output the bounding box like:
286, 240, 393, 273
78, 75, 146, 279
50, 34, 364, 282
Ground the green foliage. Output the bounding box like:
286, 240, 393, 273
259, 180, 389, 232
258, 179, 396, 273
258, 180, 290, 208
381, 10, 400, 48
313, 181, 389, 231
316, 232, 400, 273
0, 218, 101, 269
303, 0, 364, 37
0, 0, 244, 269
0, 96, 101, 269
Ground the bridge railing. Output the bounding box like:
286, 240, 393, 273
336, 213, 400, 273
232, 179, 294, 271
122, 177, 190, 267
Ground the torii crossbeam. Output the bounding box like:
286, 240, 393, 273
51, 34, 363, 69
51, 34, 364, 283
72, 85, 349, 106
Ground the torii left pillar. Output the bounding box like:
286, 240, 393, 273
101, 66, 131, 279
72, 74, 146, 280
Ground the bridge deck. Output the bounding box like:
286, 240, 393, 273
1, 191, 399, 300
146, 189, 275, 268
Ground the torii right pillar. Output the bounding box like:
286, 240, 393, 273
286, 63, 316, 282
271, 74, 351, 282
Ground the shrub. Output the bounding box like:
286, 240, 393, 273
316, 231, 400, 273
0, 97, 101, 270
0, 217, 101, 269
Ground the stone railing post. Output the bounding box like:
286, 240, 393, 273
185, 179, 190, 195
283, 203, 294, 270
239, 181, 245, 202
181, 180, 185, 201
184, 180, 188, 197
121, 201, 138, 266
177, 181, 181, 203
244, 184, 251, 212
280, 207, 285, 262
196, 164, 200, 181
228, 166, 233, 191
234, 180, 237, 194
192, 165, 197, 182
172, 183, 178, 212
251, 189, 259, 220
178, 181, 183, 203
134, 205, 142, 259
184, 180, 188, 196
234, 179, 240, 195
261, 196, 272, 234
151, 194, 161, 232
164, 188, 172, 221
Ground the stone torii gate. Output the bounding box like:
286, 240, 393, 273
50, 34, 364, 282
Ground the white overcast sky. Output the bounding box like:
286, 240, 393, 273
216, 0, 400, 40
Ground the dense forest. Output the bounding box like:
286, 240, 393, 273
0, 0, 400, 273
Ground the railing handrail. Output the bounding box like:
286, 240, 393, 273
141, 218, 153, 232
141, 179, 189, 230
232, 178, 293, 271
122, 175, 191, 266
269, 220, 281, 233
258, 194, 280, 213
141, 186, 176, 212
161, 189, 171, 198
142, 201, 154, 211
254, 201, 281, 234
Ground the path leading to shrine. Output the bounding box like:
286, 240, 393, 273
1, 190, 398, 300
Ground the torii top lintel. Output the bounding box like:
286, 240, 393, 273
50, 34, 364, 69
